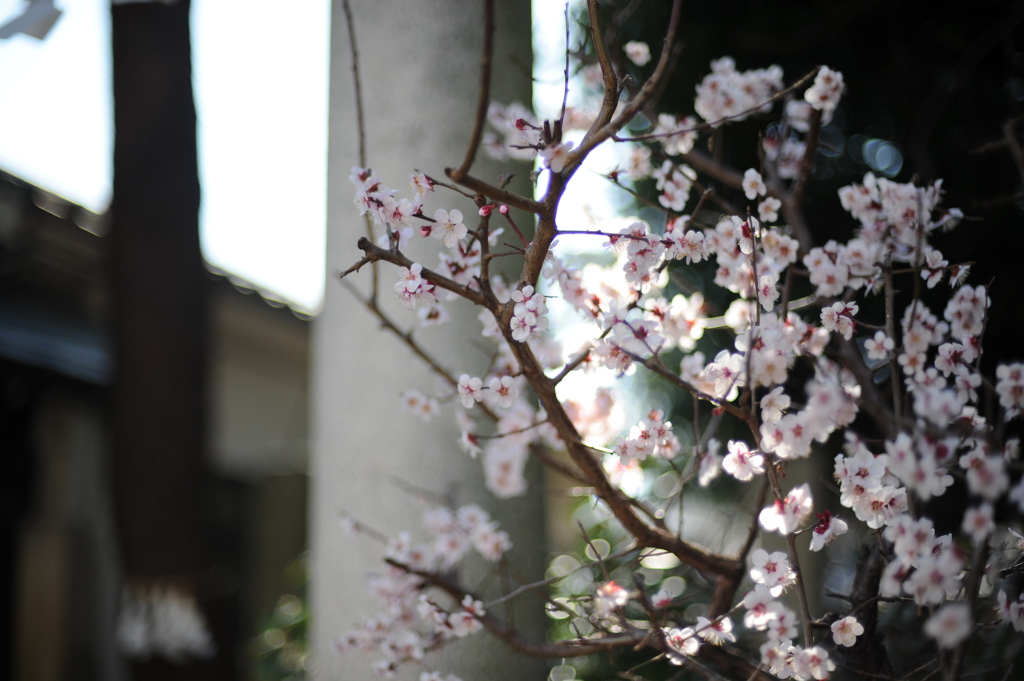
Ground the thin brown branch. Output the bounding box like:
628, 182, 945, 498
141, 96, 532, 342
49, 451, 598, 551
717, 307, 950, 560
566, 0, 684, 169
947, 538, 990, 681
558, 2, 571, 135
354, 237, 494, 308
882, 251, 903, 427
339, 279, 462, 389
445, 170, 544, 214
386, 558, 645, 658
618, 67, 821, 143
790, 108, 821, 207
496, 320, 743, 580
340, 0, 366, 170
582, 0, 621, 144
340, 0, 380, 299
449, 0, 494, 183
681, 149, 745, 191
761, 454, 814, 646
485, 545, 640, 609
629, 351, 757, 432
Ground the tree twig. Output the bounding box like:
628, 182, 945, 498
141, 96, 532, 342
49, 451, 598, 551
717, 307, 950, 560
449, 0, 495, 183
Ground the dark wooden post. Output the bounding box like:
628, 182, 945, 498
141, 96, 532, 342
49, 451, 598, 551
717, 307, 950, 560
110, 2, 233, 678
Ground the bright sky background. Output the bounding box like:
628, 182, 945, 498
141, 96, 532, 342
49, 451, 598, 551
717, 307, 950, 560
0, 0, 111, 212
0, 0, 329, 313
533, 0, 655, 432
0, 0, 634, 326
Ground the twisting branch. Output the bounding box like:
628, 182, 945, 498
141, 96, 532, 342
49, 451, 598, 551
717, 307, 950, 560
497, 316, 744, 580
789, 108, 821, 208
616, 67, 822, 143
947, 538, 990, 681
339, 278, 462, 390
445, 170, 544, 214
582, 0, 621, 142
565, 0, 684, 169
882, 251, 903, 428
761, 455, 814, 647
350, 237, 495, 309
338, 273, 589, 487
385, 558, 645, 658
340, 0, 367, 170
340, 0, 380, 299
449, 0, 495, 183
628, 351, 757, 432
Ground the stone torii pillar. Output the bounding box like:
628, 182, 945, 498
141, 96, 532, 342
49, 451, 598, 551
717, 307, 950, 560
311, 1, 545, 679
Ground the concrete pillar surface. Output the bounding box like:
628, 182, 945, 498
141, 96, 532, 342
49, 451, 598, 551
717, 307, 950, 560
312, 1, 545, 679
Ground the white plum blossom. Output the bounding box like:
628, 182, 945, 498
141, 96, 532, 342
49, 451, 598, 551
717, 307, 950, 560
821, 301, 858, 340
593, 581, 629, 616
758, 196, 781, 223
486, 375, 519, 409
400, 390, 440, 422
804, 66, 844, 113
750, 549, 795, 596
925, 603, 972, 649
742, 585, 776, 630
865, 331, 894, 361
664, 627, 700, 663
760, 484, 814, 535
961, 503, 994, 545
760, 386, 790, 423
694, 57, 783, 126
794, 646, 835, 680
723, 440, 765, 481
653, 114, 699, 155
997, 363, 1024, 419
695, 616, 736, 644
456, 375, 484, 408
809, 510, 848, 551
540, 141, 574, 173
510, 285, 549, 342
432, 209, 467, 248
743, 168, 767, 200
831, 616, 863, 647
624, 40, 651, 66
394, 263, 438, 310
757, 273, 780, 312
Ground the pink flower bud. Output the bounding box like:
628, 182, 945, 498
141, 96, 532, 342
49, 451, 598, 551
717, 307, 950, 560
478, 205, 494, 217
498, 205, 509, 215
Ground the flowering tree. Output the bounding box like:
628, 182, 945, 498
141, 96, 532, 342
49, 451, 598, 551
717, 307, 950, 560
330, 1, 1024, 679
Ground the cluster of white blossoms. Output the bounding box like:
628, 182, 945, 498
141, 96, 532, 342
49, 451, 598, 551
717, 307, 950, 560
997, 362, 1024, 419
394, 262, 438, 311
399, 389, 441, 422
652, 160, 696, 211
481, 101, 541, 163
340, 36, 1024, 678
612, 409, 680, 462
334, 505, 506, 674
509, 284, 549, 342
832, 439, 905, 529
741, 577, 839, 680
836, 171, 963, 275
652, 113, 699, 156
694, 56, 783, 125
624, 40, 651, 67
803, 66, 844, 115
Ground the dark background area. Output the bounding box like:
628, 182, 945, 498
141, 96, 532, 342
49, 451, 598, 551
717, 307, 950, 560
574, 2, 1024, 678
615, 0, 1024, 370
